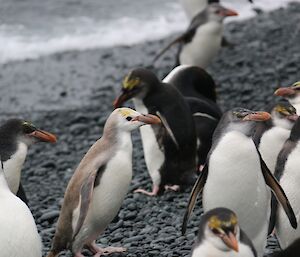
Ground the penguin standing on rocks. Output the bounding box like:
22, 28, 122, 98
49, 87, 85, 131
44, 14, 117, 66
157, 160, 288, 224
153, 4, 238, 68
0, 119, 57, 202
253, 102, 298, 175
163, 65, 222, 167
114, 68, 197, 196
182, 108, 297, 257
0, 161, 42, 257
191, 208, 257, 257
273, 116, 300, 250
275, 82, 300, 114
47, 108, 161, 257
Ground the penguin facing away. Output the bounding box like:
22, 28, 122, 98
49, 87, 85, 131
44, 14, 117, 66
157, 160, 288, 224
275, 81, 300, 114
182, 108, 297, 257
0, 119, 57, 202
47, 108, 161, 257
0, 161, 42, 257
253, 102, 298, 175
163, 65, 222, 167
191, 208, 257, 257
273, 116, 300, 250
163, 65, 218, 102
114, 68, 197, 196
153, 3, 238, 68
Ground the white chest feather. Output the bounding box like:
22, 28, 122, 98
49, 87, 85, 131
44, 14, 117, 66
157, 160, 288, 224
0, 174, 41, 257
180, 21, 223, 68
3, 142, 28, 194
203, 131, 270, 256
259, 127, 290, 174
192, 240, 255, 257
276, 143, 300, 249
133, 98, 164, 186
72, 134, 133, 244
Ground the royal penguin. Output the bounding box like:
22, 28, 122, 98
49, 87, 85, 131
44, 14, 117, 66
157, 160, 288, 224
182, 108, 297, 257
163, 65, 222, 168
153, 3, 238, 68
46, 108, 160, 257
0, 161, 42, 257
273, 116, 300, 250
0, 119, 57, 202
275, 82, 300, 114
191, 208, 257, 257
114, 68, 197, 196
253, 102, 298, 175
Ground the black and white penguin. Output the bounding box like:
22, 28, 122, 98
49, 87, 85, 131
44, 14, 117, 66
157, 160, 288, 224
274, 82, 300, 114
0, 161, 42, 257
182, 108, 297, 257
163, 65, 222, 167
163, 65, 217, 102
273, 116, 300, 250
180, 0, 252, 21
47, 108, 160, 257
269, 238, 300, 257
153, 3, 238, 68
191, 208, 257, 257
253, 102, 298, 175
114, 68, 197, 196
0, 119, 57, 202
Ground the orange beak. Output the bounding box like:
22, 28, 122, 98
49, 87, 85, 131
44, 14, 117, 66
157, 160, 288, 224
132, 114, 161, 125
29, 129, 57, 143
221, 232, 239, 252
287, 114, 299, 121
274, 87, 296, 97
243, 111, 271, 121
221, 8, 238, 17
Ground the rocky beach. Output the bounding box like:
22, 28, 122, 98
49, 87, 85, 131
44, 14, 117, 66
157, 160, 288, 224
0, 2, 300, 256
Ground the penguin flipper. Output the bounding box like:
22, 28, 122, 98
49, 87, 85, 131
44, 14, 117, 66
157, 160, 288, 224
156, 111, 179, 149
73, 172, 97, 239
257, 150, 298, 229
181, 164, 208, 235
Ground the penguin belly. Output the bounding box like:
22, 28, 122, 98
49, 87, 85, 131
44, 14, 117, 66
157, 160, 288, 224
72, 147, 133, 252
203, 131, 270, 256
192, 240, 255, 257
180, 21, 223, 68
0, 185, 41, 257
133, 98, 164, 187
3, 142, 27, 194
259, 127, 290, 175
276, 144, 300, 249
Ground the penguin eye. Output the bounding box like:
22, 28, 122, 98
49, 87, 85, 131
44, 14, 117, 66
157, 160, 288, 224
211, 228, 221, 235
126, 116, 132, 121
22, 124, 36, 134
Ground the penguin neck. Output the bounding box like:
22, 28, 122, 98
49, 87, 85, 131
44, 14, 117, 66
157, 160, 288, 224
0, 167, 12, 194
226, 122, 255, 138
132, 98, 148, 114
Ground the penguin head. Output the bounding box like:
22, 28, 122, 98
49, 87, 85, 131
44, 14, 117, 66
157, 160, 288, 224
105, 108, 161, 133
207, 4, 238, 22
113, 68, 160, 108
274, 81, 300, 105
0, 119, 57, 147
230, 108, 271, 123
201, 208, 239, 252
272, 102, 298, 129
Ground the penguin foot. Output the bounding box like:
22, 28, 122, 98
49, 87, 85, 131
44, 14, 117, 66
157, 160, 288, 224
134, 185, 159, 196
164, 185, 180, 192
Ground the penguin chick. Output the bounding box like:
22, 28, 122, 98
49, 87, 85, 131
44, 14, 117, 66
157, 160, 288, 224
253, 102, 298, 174
47, 108, 160, 257
0, 161, 42, 257
163, 65, 217, 102
274, 82, 300, 114
0, 119, 57, 202
273, 116, 300, 250
192, 208, 257, 257
153, 3, 238, 68
182, 108, 297, 257
114, 68, 197, 196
